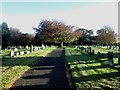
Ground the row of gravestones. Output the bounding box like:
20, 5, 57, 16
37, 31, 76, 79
79, 46, 120, 67
9, 45, 48, 57
94, 45, 120, 51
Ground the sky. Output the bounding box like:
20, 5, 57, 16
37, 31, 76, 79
0, 1, 118, 36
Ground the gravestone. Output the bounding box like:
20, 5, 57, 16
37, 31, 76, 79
119, 45, 120, 50
18, 46, 22, 49
24, 51, 30, 54
98, 52, 101, 58
14, 52, 18, 56
14, 48, 17, 51
30, 45, 33, 52
92, 50, 94, 54
42, 44, 45, 49
10, 51, 14, 57
118, 53, 120, 65
75, 46, 77, 49
108, 52, 114, 66
89, 47, 92, 54
26, 45, 29, 49
19, 51, 24, 55
81, 47, 84, 51
16, 52, 19, 56
85, 48, 87, 52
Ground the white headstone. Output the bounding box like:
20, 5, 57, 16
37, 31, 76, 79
19, 51, 24, 55
10, 51, 14, 57
14, 48, 17, 51
26, 45, 29, 49
42, 44, 45, 49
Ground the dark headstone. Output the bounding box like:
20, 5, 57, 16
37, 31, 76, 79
89, 47, 92, 54
118, 53, 120, 65
92, 50, 94, 54
85, 48, 87, 52
108, 52, 114, 66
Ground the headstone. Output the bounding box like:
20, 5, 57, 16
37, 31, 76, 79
75, 46, 77, 49
30, 45, 33, 52
26, 45, 29, 49
19, 51, 24, 55
14, 52, 18, 56
108, 52, 114, 66
98, 52, 101, 58
24, 51, 30, 54
119, 45, 120, 50
10, 51, 14, 57
14, 48, 17, 51
16, 52, 19, 56
18, 46, 22, 49
85, 48, 87, 52
42, 44, 45, 49
81, 47, 84, 51
118, 53, 120, 65
92, 50, 94, 54
89, 47, 92, 54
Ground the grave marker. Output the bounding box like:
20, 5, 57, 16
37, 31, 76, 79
118, 53, 120, 65
10, 51, 14, 57
14, 48, 17, 51
108, 52, 114, 66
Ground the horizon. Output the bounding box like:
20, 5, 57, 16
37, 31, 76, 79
1, 2, 118, 36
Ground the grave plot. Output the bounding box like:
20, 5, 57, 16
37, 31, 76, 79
65, 46, 120, 90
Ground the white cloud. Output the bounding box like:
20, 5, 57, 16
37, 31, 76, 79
2, 2, 118, 35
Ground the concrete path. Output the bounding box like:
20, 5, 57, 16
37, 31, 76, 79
8, 48, 70, 90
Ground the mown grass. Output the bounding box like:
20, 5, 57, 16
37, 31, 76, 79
65, 46, 120, 90
1, 47, 57, 90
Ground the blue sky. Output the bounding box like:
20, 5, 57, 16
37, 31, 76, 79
0, 2, 118, 37
2, 2, 97, 14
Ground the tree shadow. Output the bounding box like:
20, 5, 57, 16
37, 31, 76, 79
74, 71, 120, 82
65, 50, 120, 87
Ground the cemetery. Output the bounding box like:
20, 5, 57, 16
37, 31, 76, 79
1, 21, 120, 90
0, 2, 120, 90
0, 44, 120, 90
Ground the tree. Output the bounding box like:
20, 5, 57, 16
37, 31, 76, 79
96, 26, 116, 45
9, 27, 34, 46
18, 33, 34, 46
76, 28, 93, 45
1, 22, 10, 49
34, 20, 80, 47
9, 27, 21, 46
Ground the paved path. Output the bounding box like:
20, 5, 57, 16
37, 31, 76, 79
8, 48, 70, 90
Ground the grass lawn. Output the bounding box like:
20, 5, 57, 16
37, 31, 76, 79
65, 46, 120, 90
1, 47, 57, 90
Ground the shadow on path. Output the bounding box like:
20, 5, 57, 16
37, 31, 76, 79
7, 48, 70, 90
